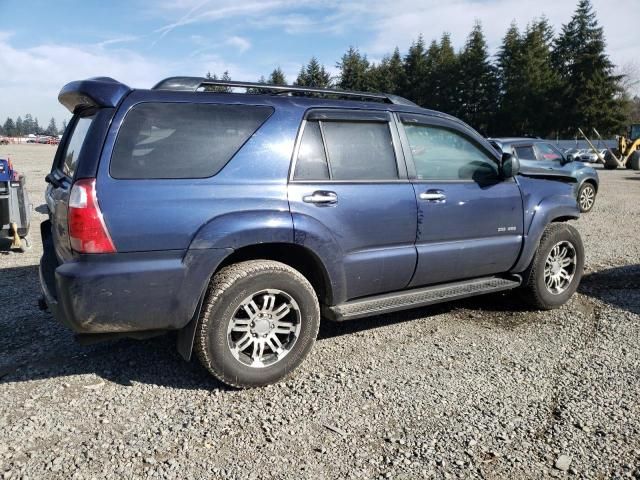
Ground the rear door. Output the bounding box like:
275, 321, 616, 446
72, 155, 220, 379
288, 109, 417, 303
397, 114, 524, 287
45, 113, 97, 261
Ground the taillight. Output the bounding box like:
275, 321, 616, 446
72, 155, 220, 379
68, 178, 116, 254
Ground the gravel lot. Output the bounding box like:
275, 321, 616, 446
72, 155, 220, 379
1, 144, 639, 479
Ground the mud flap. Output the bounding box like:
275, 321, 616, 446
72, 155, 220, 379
176, 290, 206, 361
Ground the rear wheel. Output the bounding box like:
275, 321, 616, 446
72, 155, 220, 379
629, 151, 640, 171
603, 150, 619, 169
195, 260, 320, 388
577, 182, 596, 213
520, 223, 584, 310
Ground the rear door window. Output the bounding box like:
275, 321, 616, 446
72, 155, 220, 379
514, 145, 537, 161
293, 121, 329, 180
293, 119, 398, 181
110, 103, 273, 179
60, 115, 94, 178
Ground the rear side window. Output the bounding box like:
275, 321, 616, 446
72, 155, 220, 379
293, 120, 397, 181
514, 146, 536, 161
110, 103, 273, 179
61, 115, 94, 178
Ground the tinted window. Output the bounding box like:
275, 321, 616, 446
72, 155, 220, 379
110, 103, 273, 179
403, 124, 498, 181
61, 115, 94, 178
514, 146, 537, 161
322, 121, 397, 180
537, 143, 563, 161
293, 121, 329, 180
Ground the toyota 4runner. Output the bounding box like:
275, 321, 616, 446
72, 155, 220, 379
40, 77, 584, 388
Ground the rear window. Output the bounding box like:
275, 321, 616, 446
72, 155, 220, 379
61, 115, 94, 178
110, 103, 273, 179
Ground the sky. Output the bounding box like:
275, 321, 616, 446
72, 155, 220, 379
0, 0, 638, 126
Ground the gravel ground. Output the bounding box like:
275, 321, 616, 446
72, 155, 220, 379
1, 144, 639, 479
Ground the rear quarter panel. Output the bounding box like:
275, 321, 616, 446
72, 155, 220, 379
96, 92, 303, 253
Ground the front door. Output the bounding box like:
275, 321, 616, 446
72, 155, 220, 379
397, 114, 524, 287
288, 110, 417, 303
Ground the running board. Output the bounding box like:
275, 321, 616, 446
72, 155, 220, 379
324, 276, 521, 322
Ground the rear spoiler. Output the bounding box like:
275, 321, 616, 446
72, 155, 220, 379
58, 77, 131, 114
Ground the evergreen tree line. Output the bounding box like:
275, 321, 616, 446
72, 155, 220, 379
0, 114, 66, 137
210, 0, 631, 137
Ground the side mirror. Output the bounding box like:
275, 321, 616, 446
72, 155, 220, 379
500, 153, 520, 178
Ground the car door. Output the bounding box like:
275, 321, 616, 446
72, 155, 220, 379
534, 142, 566, 171
288, 109, 417, 303
397, 113, 524, 287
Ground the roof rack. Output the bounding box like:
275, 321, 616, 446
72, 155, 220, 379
151, 76, 417, 107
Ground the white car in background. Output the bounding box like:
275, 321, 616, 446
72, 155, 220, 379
578, 149, 599, 163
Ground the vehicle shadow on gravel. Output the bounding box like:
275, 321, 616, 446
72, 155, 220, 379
579, 264, 640, 315
0, 265, 229, 391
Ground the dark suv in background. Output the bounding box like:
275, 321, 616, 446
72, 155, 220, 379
40, 77, 585, 388
489, 138, 599, 213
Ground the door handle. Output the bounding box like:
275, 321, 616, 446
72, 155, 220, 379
303, 191, 338, 205
419, 190, 446, 202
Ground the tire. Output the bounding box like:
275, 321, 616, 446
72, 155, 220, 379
520, 223, 584, 310
577, 182, 596, 213
195, 260, 320, 388
603, 150, 619, 169
18, 236, 31, 252
629, 151, 640, 171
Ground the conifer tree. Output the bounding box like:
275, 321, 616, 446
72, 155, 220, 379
294, 57, 331, 88
457, 22, 499, 134
552, 0, 626, 135
268, 67, 287, 85
336, 47, 371, 91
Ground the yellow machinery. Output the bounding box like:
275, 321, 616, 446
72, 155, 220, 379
597, 124, 640, 170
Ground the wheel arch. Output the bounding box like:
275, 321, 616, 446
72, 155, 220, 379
216, 242, 334, 306
177, 242, 334, 361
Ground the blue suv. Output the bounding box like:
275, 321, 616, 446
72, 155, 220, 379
40, 77, 585, 388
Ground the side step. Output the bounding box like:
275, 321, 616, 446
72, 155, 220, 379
324, 276, 521, 322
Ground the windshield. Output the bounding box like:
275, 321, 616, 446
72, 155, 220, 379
630, 124, 640, 140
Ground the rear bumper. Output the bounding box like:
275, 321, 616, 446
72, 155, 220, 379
39, 220, 231, 334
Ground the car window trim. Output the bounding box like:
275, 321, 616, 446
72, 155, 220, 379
396, 113, 501, 182
289, 108, 407, 183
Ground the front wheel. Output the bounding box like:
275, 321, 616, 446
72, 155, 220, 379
520, 223, 584, 310
195, 260, 320, 388
577, 182, 596, 213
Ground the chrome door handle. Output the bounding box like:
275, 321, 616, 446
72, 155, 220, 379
419, 190, 446, 201
303, 191, 338, 205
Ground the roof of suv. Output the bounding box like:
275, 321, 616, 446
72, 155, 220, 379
489, 137, 546, 145
58, 76, 460, 123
